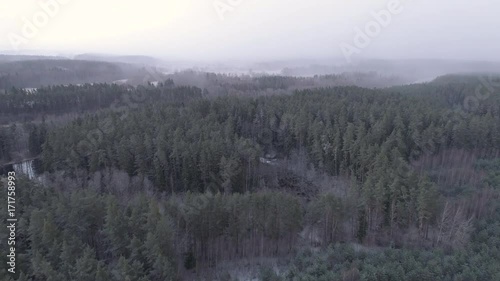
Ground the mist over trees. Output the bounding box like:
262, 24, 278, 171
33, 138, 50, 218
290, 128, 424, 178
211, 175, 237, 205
1, 72, 500, 280
2, 0, 500, 278
0, 59, 161, 89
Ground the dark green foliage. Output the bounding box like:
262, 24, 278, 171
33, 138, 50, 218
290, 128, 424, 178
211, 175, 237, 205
476, 158, 500, 189
1, 74, 500, 280
0, 179, 177, 280
259, 266, 283, 281
184, 251, 196, 270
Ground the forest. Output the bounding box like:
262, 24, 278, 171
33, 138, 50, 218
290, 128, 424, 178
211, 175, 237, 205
0, 73, 499, 280
0, 60, 161, 89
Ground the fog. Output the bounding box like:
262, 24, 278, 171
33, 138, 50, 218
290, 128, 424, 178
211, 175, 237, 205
1, 0, 499, 62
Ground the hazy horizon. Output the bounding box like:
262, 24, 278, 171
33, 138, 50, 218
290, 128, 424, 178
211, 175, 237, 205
1, 0, 499, 62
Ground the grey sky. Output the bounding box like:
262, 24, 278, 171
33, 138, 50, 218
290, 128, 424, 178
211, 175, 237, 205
0, 0, 499, 61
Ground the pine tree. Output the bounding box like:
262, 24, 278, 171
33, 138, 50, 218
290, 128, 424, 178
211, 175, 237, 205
95, 262, 112, 281
220, 155, 241, 194
72, 247, 98, 281
103, 197, 129, 258
149, 255, 176, 281
417, 178, 438, 237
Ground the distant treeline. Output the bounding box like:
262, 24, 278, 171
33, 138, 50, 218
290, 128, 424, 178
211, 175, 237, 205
0, 81, 200, 118
0, 59, 159, 89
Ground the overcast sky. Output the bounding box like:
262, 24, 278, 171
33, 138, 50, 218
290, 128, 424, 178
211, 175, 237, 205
0, 0, 499, 61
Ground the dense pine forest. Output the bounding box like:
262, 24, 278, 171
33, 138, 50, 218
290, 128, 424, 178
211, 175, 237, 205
1, 73, 500, 280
